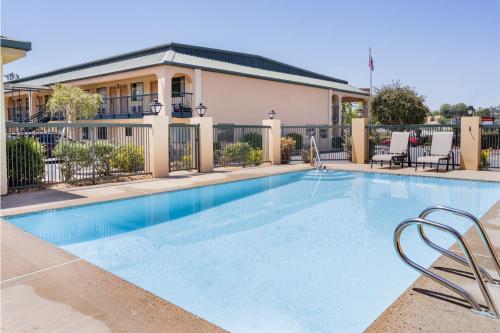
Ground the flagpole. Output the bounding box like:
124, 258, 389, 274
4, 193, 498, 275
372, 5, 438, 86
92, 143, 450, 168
369, 46, 373, 95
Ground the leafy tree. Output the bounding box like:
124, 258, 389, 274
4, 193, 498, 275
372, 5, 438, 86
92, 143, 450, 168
47, 84, 102, 122
370, 81, 429, 124
3, 72, 19, 81
439, 103, 468, 118
341, 102, 362, 125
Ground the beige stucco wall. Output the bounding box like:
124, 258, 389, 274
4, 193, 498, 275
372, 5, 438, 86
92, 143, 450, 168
202, 71, 330, 125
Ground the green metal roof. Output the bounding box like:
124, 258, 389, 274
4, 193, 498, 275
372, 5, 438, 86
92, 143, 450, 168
1, 36, 31, 51
9, 42, 369, 96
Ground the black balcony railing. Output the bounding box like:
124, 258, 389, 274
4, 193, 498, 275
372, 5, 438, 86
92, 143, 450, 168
97, 93, 158, 119
171, 92, 193, 118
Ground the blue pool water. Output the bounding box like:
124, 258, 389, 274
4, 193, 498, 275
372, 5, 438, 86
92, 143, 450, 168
5, 171, 500, 332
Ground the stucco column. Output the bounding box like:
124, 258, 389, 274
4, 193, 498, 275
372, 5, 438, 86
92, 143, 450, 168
143, 115, 170, 177
1, 62, 7, 195
362, 98, 369, 119
351, 118, 368, 164
337, 94, 343, 125
194, 68, 202, 107
262, 118, 281, 165
190, 116, 214, 172
155, 67, 173, 117
27, 91, 33, 117
328, 90, 333, 125
460, 116, 481, 170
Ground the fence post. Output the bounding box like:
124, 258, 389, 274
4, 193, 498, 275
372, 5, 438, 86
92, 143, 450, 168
460, 116, 481, 170
190, 116, 214, 173
143, 115, 170, 177
262, 118, 281, 165
351, 118, 369, 164
91, 127, 96, 184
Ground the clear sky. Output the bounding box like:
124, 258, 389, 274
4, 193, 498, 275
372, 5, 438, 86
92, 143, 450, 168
2, 0, 499, 110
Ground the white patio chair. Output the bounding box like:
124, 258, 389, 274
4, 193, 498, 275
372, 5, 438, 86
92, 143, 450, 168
371, 132, 410, 169
415, 132, 454, 172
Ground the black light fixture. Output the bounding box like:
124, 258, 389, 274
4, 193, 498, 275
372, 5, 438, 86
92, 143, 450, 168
467, 105, 475, 117
196, 103, 207, 117
148, 99, 163, 115
357, 109, 364, 118
268, 109, 276, 119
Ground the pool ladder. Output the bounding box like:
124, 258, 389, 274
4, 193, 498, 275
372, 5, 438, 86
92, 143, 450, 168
310, 136, 323, 170
394, 206, 500, 319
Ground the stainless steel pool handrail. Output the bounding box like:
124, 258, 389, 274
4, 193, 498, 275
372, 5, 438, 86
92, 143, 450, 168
310, 136, 323, 170
418, 205, 500, 284
394, 217, 499, 318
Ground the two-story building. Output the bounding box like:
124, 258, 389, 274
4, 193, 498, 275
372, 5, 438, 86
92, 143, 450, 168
4, 43, 369, 125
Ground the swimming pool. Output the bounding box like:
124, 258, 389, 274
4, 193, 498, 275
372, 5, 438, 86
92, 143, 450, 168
5, 170, 500, 332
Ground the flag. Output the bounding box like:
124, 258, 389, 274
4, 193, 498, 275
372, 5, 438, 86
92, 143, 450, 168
369, 55, 374, 71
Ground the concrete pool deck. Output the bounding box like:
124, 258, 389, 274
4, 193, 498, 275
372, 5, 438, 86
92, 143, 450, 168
1, 162, 499, 332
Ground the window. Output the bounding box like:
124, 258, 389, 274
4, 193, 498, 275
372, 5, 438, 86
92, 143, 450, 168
171, 77, 185, 96
96, 87, 107, 98
125, 127, 132, 137
320, 128, 328, 139
82, 127, 89, 140
131, 82, 144, 101
97, 127, 107, 140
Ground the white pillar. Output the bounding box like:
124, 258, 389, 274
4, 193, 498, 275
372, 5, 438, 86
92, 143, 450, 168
190, 116, 213, 173
155, 67, 173, 117
262, 118, 281, 165
143, 115, 170, 177
1, 62, 7, 195
194, 68, 202, 107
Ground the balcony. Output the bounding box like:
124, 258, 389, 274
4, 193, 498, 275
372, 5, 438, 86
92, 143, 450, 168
96, 93, 158, 119
171, 92, 193, 118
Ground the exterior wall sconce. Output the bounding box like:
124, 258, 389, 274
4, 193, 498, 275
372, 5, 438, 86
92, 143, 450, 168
148, 99, 163, 115
357, 109, 363, 118
268, 110, 276, 119
196, 103, 207, 117
467, 105, 475, 117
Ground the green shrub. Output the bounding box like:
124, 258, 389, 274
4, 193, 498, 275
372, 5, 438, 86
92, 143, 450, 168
221, 142, 263, 166
53, 141, 91, 181
280, 137, 295, 163
480, 149, 491, 169
213, 142, 221, 151
247, 148, 263, 164
112, 144, 145, 173
242, 132, 262, 149
6, 136, 45, 187
286, 132, 303, 149
94, 142, 114, 177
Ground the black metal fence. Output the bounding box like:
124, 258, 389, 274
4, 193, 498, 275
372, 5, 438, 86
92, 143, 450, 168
480, 125, 500, 171
281, 125, 352, 162
213, 124, 271, 167
169, 123, 199, 171
367, 124, 461, 166
5, 122, 152, 190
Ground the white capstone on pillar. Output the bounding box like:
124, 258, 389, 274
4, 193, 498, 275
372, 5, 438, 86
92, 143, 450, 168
190, 116, 214, 173
194, 68, 202, 107
155, 67, 173, 117
143, 115, 170, 177
262, 118, 281, 165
